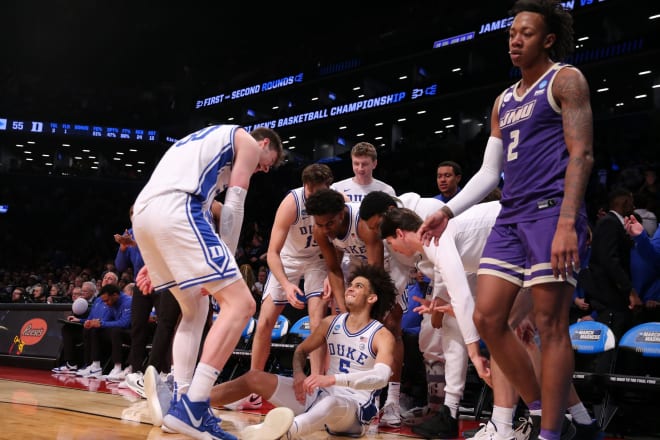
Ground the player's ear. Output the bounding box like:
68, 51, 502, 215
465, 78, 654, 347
544, 32, 556, 50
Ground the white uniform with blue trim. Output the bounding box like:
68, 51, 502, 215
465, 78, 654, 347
132, 124, 242, 292
325, 313, 383, 425
263, 187, 326, 305
267, 312, 385, 438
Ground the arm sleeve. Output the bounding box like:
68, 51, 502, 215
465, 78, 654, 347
428, 235, 481, 345
445, 136, 503, 217
334, 362, 392, 390
219, 186, 247, 255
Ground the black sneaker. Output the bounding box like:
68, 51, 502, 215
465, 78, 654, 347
573, 419, 603, 440
412, 405, 458, 439
529, 415, 576, 440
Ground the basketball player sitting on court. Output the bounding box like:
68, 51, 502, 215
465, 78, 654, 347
209, 264, 397, 439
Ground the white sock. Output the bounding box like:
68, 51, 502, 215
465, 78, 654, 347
91, 361, 101, 369
568, 403, 592, 425
186, 362, 220, 402
386, 382, 400, 406
492, 406, 514, 435
444, 396, 459, 419
114, 363, 122, 371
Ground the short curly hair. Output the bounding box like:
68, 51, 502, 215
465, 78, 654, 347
511, 0, 574, 61
358, 191, 397, 221
348, 264, 397, 322
305, 188, 346, 216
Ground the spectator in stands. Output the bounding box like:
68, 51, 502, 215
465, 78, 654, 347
46, 284, 64, 304
123, 282, 136, 296
80, 281, 96, 304
585, 188, 642, 339
633, 190, 658, 237
11, 287, 28, 303
70, 286, 83, 302
75, 283, 132, 379
254, 266, 268, 298
31, 283, 47, 303
52, 281, 108, 374
625, 214, 660, 323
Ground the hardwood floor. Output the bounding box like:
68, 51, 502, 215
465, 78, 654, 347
0, 366, 459, 439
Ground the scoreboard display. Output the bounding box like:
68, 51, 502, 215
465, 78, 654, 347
0, 117, 158, 142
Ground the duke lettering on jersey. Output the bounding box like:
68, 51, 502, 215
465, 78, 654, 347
345, 244, 367, 256
346, 194, 365, 202
327, 342, 370, 366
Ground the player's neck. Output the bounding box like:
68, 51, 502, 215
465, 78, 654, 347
352, 175, 373, 186
345, 309, 372, 331
519, 58, 554, 92
340, 210, 350, 237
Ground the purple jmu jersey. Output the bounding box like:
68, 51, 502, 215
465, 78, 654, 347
497, 63, 583, 223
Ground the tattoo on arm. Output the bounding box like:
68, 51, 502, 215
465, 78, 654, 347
555, 69, 594, 219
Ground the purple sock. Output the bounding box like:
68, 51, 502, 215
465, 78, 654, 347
528, 400, 542, 411
539, 428, 560, 440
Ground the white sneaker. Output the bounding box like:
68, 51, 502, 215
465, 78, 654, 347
223, 393, 263, 410
144, 366, 174, 427
52, 362, 78, 374
402, 405, 436, 426
240, 407, 294, 440
107, 366, 131, 382
76, 365, 103, 378
379, 402, 402, 428
125, 371, 146, 398
472, 420, 515, 440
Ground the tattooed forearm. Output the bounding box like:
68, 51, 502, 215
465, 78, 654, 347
556, 69, 594, 219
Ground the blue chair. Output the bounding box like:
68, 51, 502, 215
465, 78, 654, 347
289, 315, 311, 340
618, 322, 660, 358
224, 316, 257, 380
569, 320, 616, 354
568, 320, 617, 430
271, 315, 290, 341
604, 322, 660, 435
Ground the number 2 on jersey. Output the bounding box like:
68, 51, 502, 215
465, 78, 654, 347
507, 129, 520, 161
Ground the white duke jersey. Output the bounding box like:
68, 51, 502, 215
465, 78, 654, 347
332, 177, 396, 203
386, 193, 447, 301
135, 125, 237, 214
281, 187, 321, 260
421, 201, 501, 344
326, 313, 384, 424
332, 203, 368, 269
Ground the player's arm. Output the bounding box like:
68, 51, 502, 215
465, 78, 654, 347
552, 67, 594, 277
314, 227, 347, 312
293, 314, 331, 374
418, 99, 504, 245
266, 193, 305, 308
294, 315, 331, 398
430, 235, 481, 346
360, 220, 384, 268
220, 128, 261, 254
